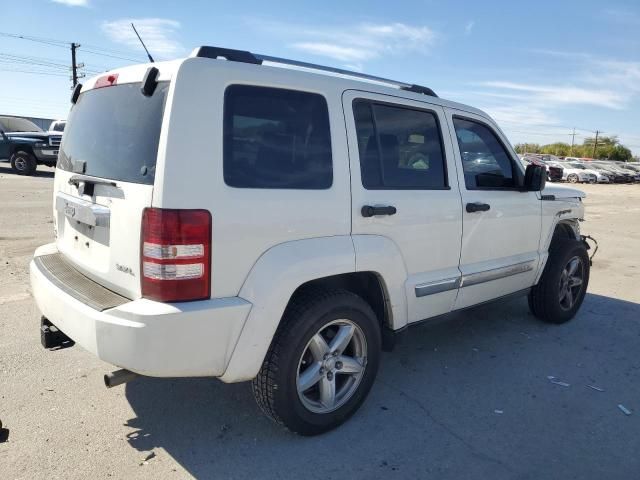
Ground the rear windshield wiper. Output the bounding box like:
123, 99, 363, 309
68, 174, 117, 196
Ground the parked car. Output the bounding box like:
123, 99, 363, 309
566, 162, 609, 183
522, 156, 563, 182
592, 161, 635, 183
0, 116, 61, 174
549, 161, 597, 183
609, 162, 640, 181
31, 46, 592, 435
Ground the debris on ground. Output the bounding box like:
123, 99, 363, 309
139, 451, 156, 466
494, 410, 504, 414
618, 405, 632, 416
587, 385, 605, 392
547, 376, 570, 387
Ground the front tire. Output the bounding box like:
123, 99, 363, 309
529, 239, 589, 324
567, 174, 579, 183
252, 288, 381, 435
10, 151, 37, 176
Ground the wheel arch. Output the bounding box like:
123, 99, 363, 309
9, 144, 35, 156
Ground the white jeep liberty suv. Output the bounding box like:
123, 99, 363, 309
30, 46, 591, 435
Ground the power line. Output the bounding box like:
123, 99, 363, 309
81, 48, 145, 63
0, 68, 68, 77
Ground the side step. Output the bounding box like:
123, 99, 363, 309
40, 316, 75, 350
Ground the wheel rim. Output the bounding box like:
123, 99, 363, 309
14, 156, 27, 171
296, 319, 367, 414
558, 256, 585, 311
568, 175, 578, 183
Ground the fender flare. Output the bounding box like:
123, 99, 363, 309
535, 215, 581, 284
220, 235, 356, 382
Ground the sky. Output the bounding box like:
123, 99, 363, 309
1, 0, 639, 155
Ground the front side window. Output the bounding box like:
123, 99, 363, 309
353, 100, 447, 189
224, 85, 332, 189
453, 117, 519, 189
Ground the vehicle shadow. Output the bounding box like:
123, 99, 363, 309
0, 164, 55, 178
123, 293, 640, 479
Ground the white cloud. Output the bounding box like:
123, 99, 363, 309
292, 23, 435, 63
101, 18, 183, 59
249, 20, 436, 64
477, 81, 626, 109
464, 21, 475, 35
51, 0, 89, 6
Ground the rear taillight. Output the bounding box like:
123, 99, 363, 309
141, 208, 211, 302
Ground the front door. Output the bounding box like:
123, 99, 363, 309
0, 132, 9, 160
344, 90, 463, 324
444, 109, 542, 309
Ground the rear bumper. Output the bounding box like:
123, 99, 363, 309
30, 244, 252, 378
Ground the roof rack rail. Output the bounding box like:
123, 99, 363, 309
191, 46, 438, 98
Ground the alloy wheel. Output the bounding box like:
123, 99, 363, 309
296, 319, 367, 414
558, 256, 584, 310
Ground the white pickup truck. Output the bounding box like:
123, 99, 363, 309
31, 46, 592, 435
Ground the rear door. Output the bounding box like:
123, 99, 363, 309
344, 90, 463, 323
53, 79, 170, 299
444, 109, 541, 309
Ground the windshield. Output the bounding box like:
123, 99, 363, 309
51, 121, 66, 132
58, 82, 169, 185
0, 116, 43, 132
569, 163, 585, 169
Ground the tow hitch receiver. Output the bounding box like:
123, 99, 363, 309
40, 316, 75, 350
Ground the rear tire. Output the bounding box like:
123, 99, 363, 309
252, 288, 381, 435
529, 239, 589, 324
10, 151, 37, 176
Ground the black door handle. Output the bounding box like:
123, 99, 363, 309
466, 202, 490, 213
361, 205, 397, 217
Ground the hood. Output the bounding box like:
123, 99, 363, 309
6, 131, 49, 142
542, 183, 586, 199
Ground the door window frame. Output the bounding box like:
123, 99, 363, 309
352, 97, 451, 191
452, 114, 525, 192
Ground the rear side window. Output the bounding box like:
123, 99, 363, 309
224, 85, 332, 189
58, 82, 169, 185
453, 117, 519, 190
353, 100, 447, 189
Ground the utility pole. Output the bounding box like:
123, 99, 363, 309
70, 42, 80, 87
592, 130, 599, 159
570, 128, 576, 156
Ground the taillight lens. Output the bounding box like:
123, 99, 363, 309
141, 208, 211, 302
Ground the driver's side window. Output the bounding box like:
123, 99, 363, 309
453, 117, 516, 190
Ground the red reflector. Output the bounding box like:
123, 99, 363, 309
141, 208, 212, 302
94, 73, 119, 89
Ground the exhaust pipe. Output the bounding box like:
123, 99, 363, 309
104, 369, 139, 388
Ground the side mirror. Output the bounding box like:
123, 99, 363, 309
524, 164, 546, 191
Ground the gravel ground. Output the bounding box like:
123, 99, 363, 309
1, 165, 639, 479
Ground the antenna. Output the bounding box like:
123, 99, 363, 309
131, 23, 155, 63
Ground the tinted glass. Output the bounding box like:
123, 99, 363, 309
58, 82, 168, 185
453, 117, 516, 189
224, 85, 332, 189
354, 100, 446, 189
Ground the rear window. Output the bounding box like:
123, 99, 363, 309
58, 82, 169, 185
223, 85, 332, 189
